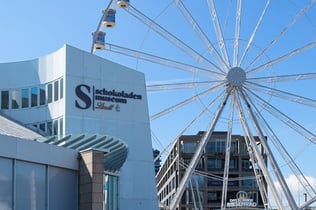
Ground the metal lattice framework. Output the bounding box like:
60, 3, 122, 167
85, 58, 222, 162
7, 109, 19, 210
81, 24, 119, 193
91, 1, 316, 209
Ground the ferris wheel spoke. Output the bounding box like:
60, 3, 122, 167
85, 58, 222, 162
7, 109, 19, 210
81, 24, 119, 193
207, 0, 231, 67
170, 89, 231, 210
153, 90, 225, 163
146, 80, 222, 92
221, 97, 234, 209
123, 4, 224, 73
247, 40, 316, 76
243, 90, 316, 198
103, 42, 224, 78
239, 89, 298, 209
150, 82, 225, 121
234, 90, 282, 209
248, 72, 316, 83
238, 0, 271, 67
233, 0, 242, 67
173, 0, 229, 71
245, 87, 316, 144
245, 82, 316, 108
245, 0, 316, 71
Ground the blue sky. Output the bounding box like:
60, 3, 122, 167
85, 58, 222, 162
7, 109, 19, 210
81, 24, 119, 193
1, 0, 316, 208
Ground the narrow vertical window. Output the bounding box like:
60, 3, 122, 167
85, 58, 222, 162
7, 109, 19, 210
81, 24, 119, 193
59, 117, 64, 136
21, 88, 29, 108
47, 84, 52, 103
54, 80, 59, 101
53, 120, 58, 135
39, 85, 46, 105
1, 90, 9, 109
31, 87, 38, 107
60, 78, 64, 99
47, 121, 53, 136
12, 89, 20, 109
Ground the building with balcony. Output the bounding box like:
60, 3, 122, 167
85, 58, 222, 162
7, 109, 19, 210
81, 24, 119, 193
156, 131, 267, 210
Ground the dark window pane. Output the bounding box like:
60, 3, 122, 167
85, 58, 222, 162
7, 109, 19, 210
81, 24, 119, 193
1, 90, 9, 109
39, 85, 46, 105
21, 89, 29, 108
54, 81, 59, 101
47, 84, 53, 103
60, 78, 64, 99
31, 87, 38, 107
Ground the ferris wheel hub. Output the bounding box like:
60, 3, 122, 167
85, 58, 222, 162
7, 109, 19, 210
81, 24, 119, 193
226, 67, 246, 87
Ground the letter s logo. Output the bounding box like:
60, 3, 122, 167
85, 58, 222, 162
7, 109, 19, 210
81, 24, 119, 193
75, 84, 92, 109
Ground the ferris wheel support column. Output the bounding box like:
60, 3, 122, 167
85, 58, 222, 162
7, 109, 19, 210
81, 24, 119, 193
169, 90, 231, 210
239, 90, 298, 209
234, 89, 285, 210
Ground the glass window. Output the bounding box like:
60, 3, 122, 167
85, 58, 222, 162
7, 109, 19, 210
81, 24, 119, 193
39, 85, 46, 105
229, 158, 238, 170
60, 78, 64, 99
47, 121, 53, 136
59, 118, 64, 136
242, 159, 252, 171
16, 161, 46, 210
49, 167, 78, 210
11, 89, 20, 109
182, 142, 197, 154
21, 88, 29, 108
47, 83, 53, 103
31, 87, 38, 107
207, 158, 223, 170
53, 120, 58, 135
0, 158, 13, 210
39, 123, 46, 133
241, 179, 258, 188
104, 174, 119, 210
54, 80, 59, 101
1, 90, 9, 109
207, 192, 218, 202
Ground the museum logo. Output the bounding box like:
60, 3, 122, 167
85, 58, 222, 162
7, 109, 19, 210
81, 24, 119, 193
75, 84, 142, 111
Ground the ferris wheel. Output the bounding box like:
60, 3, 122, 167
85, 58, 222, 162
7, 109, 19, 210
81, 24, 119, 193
91, 0, 316, 209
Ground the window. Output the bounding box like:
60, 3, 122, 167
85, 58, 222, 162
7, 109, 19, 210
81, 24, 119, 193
16, 161, 46, 210
104, 174, 119, 210
229, 158, 238, 170
47, 121, 53, 136
31, 87, 38, 107
39, 85, 46, 105
0, 158, 13, 210
207, 139, 226, 153
39, 123, 46, 133
182, 142, 197, 154
11, 89, 20, 109
242, 159, 252, 171
1, 90, 9, 109
241, 179, 258, 188
21, 88, 29, 108
207, 158, 223, 170
49, 167, 78, 210
53, 120, 58, 135
60, 78, 64, 99
47, 83, 53, 103
54, 80, 59, 101
59, 118, 64, 136
207, 192, 218, 202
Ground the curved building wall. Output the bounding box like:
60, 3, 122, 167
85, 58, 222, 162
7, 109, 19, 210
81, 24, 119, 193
0, 45, 158, 210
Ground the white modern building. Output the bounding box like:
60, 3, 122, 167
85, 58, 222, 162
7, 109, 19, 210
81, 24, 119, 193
0, 44, 158, 210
